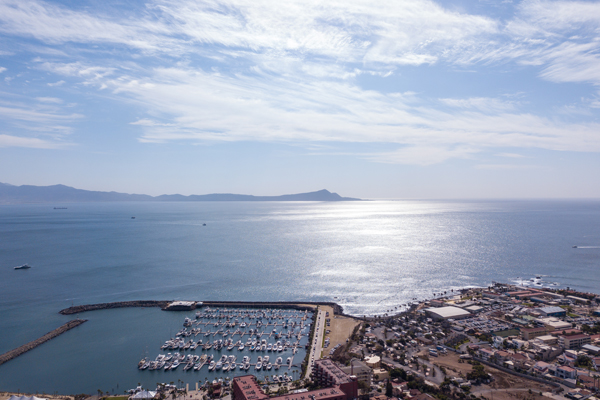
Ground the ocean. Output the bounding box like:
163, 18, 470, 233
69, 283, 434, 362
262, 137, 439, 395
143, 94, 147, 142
0, 200, 599, 393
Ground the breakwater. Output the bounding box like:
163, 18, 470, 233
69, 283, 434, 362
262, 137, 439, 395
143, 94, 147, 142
59, 300, 170, 315
0, 319, 87, 366
58, 300, 346, 315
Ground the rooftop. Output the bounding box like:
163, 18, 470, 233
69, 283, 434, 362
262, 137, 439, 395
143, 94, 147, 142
424, 306, 471, 319
314, 359, 354, 385
538, 306, 565, 314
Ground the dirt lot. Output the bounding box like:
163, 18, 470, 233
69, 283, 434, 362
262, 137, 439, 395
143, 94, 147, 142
320, 305, 361, 352
430, 352, 555, 399
470, 389, 551, 400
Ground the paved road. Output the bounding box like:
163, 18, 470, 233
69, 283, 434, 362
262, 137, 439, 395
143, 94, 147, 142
304, 308, 326, 379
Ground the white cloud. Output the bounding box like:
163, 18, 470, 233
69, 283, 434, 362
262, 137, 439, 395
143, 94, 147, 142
1, 0, 600, 165
88, 66, 600, 165
0, 67, 6, 73
440, 97, 516, 113
496, 153, 526, 158
0, 97, 83, 141
0, 134, 65, 149
36, 97, 62, 104
370, 145, 478, 166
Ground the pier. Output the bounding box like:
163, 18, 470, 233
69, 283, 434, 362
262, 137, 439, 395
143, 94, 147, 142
0, 319, 87, 366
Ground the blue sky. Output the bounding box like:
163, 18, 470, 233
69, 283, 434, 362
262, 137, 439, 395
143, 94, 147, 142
1, 0, 600, 198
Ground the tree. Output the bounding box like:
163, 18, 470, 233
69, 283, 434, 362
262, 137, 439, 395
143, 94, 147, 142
385, 380, 393, 397
466, 363, 490, 384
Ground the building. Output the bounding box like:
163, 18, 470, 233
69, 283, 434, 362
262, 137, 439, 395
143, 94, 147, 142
424, 306, 471, 321
537, 306, 567, 317
520, 326, 549, 340
165, 301, 197, 311
465, 305, 484, 314
340, 360, 372, 386
232, 375, 351, 400
534, 335, 558, 345
477, 347, 495, 361
582, 344, 600, 355
559, 334, 592, 350
232, 375, 269, 400
363, 355, 380, 369
556, 365, 577, 380
537, 317, 571, 331
312, 359, 358, 400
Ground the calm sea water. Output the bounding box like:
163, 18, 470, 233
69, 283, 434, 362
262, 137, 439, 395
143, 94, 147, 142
1, 200, 599, 393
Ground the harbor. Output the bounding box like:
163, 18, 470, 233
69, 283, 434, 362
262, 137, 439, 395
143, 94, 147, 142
136, 307, 312, 384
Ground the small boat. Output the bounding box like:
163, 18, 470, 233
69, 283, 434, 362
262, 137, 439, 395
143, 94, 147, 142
14, 264, 31, 270
573, 245, 578, 248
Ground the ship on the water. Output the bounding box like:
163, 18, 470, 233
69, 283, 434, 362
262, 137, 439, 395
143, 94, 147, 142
14, 264, 31, 270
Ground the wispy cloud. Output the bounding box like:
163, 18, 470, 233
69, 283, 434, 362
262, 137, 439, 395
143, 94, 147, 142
475, 164, 542, 170
1, 0, 600, 165
439, 97, 516, 113
0, 134, 65, 149
36, 96, 63, 104
496, 153, 526, 158
0, 97, 82, 148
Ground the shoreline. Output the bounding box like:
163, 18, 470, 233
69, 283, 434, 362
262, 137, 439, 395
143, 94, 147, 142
4, 281, 599, 396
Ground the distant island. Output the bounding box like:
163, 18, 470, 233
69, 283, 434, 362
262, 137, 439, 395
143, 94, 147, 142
0, 182, 360, 204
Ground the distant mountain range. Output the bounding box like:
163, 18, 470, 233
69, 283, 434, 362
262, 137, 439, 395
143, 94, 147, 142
0, 182, 360, 204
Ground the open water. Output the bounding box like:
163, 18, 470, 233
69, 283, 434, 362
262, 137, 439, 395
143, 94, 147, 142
0, 200, 599, 393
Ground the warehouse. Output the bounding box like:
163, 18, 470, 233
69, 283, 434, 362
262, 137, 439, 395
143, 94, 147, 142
424, 306, 471, 321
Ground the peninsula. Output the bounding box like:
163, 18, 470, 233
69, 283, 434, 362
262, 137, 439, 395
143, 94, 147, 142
0, 183, 360, 204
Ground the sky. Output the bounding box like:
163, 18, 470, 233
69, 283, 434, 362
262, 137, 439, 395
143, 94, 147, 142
1, 0, 600, 199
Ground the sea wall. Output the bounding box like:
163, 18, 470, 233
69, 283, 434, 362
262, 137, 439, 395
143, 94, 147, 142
59, 300, 170, 315
0, 319, 87, 366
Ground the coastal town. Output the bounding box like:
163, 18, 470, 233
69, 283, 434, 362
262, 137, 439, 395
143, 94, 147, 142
3, 282, 600, 400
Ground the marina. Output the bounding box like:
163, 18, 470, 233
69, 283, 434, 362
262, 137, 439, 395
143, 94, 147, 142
136, 307, 312, 382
